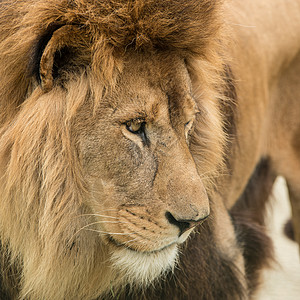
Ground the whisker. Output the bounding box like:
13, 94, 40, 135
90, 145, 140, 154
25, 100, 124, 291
122, 237, 141, 245
226, 22, 256, 28
70, 221, 139, 240
77, 214, 120, 220
95, 208, 119, 212
199, 169, 227, 178
85, 229, 139, 236
90, 220, 132, 225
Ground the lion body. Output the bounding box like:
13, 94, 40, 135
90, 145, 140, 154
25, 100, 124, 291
0, 0, 300, 299
222, 0, 300, 208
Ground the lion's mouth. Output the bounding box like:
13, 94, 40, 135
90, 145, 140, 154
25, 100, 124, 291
107, 234, 177, 254
106, 227, 195, 254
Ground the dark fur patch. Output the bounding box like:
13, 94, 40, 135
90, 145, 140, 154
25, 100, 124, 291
230, 158, 276, 293
283, 219, 295, 241
0, 243, 21, 300
231, 158, 276, 226
28, 24, 63, 83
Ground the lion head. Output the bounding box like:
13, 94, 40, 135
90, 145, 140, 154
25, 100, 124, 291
0, 0, 226, 298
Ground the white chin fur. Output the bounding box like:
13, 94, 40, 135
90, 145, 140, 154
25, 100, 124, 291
111, 244, 178, 286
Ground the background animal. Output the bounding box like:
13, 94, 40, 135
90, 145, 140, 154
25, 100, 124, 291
0, 0, 299, 299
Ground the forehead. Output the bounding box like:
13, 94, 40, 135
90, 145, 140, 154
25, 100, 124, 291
104, 52, 195, 118
122, 52, 190, 93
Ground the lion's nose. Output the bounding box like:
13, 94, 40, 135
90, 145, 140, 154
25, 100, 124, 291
165, 210, 209, 236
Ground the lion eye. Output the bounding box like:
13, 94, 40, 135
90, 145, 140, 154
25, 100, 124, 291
126, 119, 144, 134
124, 119, 149, 146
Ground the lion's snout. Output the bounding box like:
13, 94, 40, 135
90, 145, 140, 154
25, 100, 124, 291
163, 165, 210, 236
165, 210, 209, 236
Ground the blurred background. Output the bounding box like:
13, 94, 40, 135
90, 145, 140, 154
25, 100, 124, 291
255, 177, 300, 299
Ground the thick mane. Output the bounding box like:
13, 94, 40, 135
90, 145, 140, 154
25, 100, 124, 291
0, 0, 224, 123
0, 1, 230, 299
1, 0, 299, 299
0, 0, 227, 184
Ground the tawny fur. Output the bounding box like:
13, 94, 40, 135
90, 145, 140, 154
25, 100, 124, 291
0, 0, 300, 299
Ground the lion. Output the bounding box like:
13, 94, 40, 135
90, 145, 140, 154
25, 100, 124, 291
0, 0, 299, 299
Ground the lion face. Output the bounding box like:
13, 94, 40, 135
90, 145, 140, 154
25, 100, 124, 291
72, 53, 210, 281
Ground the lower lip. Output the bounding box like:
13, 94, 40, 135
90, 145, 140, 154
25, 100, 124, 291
107, 234, 177, 254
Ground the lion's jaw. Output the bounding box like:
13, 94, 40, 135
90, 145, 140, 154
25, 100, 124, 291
109, 223, 196, 284
110, 244, 178, 286
104, 219, 196, 287
108, 228, 195, 287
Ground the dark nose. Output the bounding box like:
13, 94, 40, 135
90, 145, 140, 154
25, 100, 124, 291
165, 211, 209, 236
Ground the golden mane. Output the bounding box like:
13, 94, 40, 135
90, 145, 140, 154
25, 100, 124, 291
0, 0, 227, 179
0, 1, 230, 299
4, 0, 296, 298
0, 0, 224, 122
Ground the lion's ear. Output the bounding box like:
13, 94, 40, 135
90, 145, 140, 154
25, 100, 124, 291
37, 25, 83, 92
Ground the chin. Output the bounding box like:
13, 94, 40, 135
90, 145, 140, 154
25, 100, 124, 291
110, 243, 178, 286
